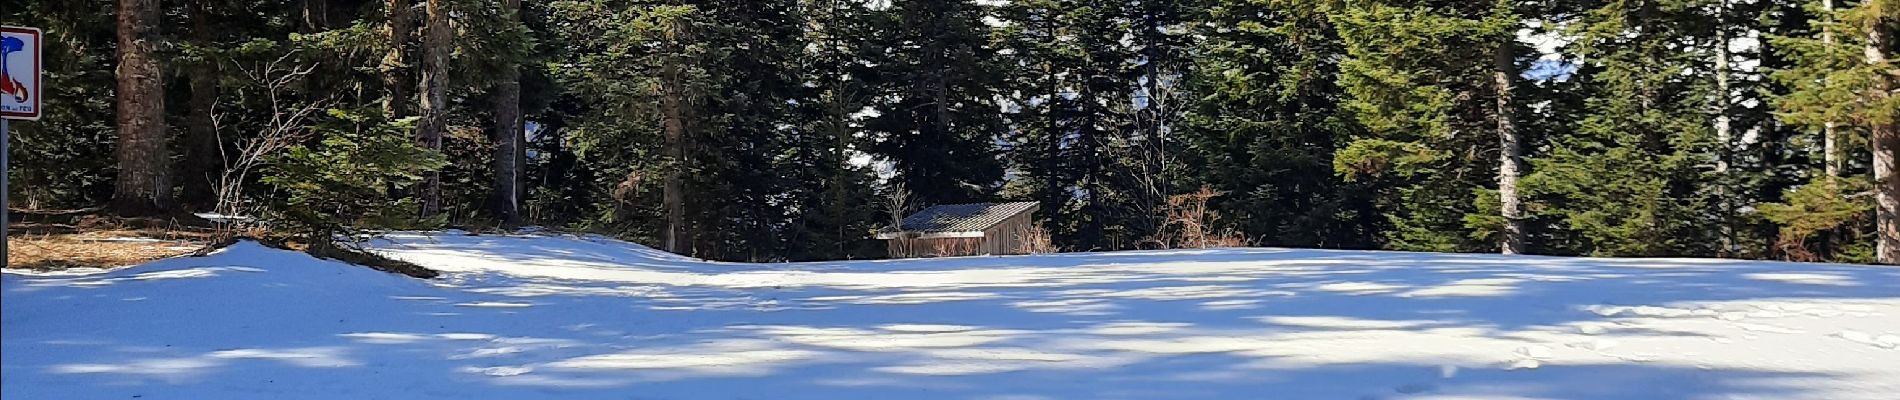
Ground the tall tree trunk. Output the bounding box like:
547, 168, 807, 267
299, 0, 327, 32
1493, 41, 1526, 255
1713, 2, 1732, 175
382, 0, 411, 118
1825, 0, 1842, 178
1042, 14, 1061, 219
660, 60, 688, 254
180, 0, 221, 209
827, 90, 850, 256
112, 0, 173, 216
1713, 0, 1734, 256
491, 0, 523, 227
1868, 21, 1900, 264
417, 0, 449, 218
1137, 3, 1170, 237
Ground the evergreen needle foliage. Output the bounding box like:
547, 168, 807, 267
4, 0, 1896, 263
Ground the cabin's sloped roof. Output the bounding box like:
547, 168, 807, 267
884, 202, 1040, 235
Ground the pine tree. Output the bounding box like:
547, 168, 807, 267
382, 0, 412, 118
111, 0, 173, 215
1739, 0, 1816, 260
1770, 0, 1898, 263
861, 0, 1007, 206
178, 0, 223, 209
19, 0, 1900, 263
1333, 0, 1518, 252
687, 0, 810, 260
995, 0, 1072, 238
415, 0, 451, 218
1124, 0, 1192, 245
656, 10, 692, 254
1825, 0, 1844, 178
1524, 0, 1725, 256
1493, 8, 1526, 255
995, 0, 1142, 249
791, 0, 883, 260
1178, 1, 1379, 249
1862, 7, 1900, 264
491, 0, 526, 226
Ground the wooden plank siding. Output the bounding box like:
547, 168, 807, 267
886, 237, 981, 258
879, 202, 1041, 258
886, 212, 1038, 258
982, 212, 1036, 256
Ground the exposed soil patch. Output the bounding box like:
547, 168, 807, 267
263, 238, 440, 279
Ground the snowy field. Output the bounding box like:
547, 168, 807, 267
5, 232, 1899, 399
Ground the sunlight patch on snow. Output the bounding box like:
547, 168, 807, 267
873, 362, 1029, 375
1308, 281, 1410, 295
484, 373, 630, 388
462, 365, 533, 376
207, 347, 359, 368
466, 283, 673, 298
455, 301, 534, 308
1199, 299, 1264, 310
339, 332, 434, 344
452, 346, 527, 359
1012, 298, 1118, 315
1084, 322, 1192, 336
1743, 273, 1861, 287
1832, 331, 1900, 349
437, 333, 498, 341
920, 347, 1087, 362
741, 325, 1022, 352
1496, 273, 1594, 282
1073, 335, 1274, 355
545, 339, 819, 376
1401, 278, 1525, 298
51, 347, 360, 380
19, 266, 265, 288
1053, 285, 1295, 301
806, 291, 1002, 305
878, 324, 979, 333
1255, 316, 1440, 331
51, 357, 224, 378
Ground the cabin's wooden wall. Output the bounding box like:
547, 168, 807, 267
885, 211, 1039, 258
982, 213, 1036, 255
887, 237, 982, 258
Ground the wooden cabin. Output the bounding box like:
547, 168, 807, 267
876, 202, 1041, 258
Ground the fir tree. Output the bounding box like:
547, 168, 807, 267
860, 0, 1008, 206
1333, 0, 1519, 252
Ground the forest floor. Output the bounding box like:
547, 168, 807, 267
3, 232, 1898, 399
3, 209, 217, 271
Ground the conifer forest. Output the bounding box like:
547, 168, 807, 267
6, 0, 1899, 264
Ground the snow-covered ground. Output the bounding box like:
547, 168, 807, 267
5, 232, 1898, 399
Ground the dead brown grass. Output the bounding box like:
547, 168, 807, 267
6, 210, 221, 271
5, 209, 439, 279
7, 230, 217, 271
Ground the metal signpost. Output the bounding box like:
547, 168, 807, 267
1, 26, 44, 268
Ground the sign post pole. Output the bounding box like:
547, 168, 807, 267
2, 26, 44, 268
2, 118, 8, 267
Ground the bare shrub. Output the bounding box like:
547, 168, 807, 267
210, 52, 329, 241
1020, 223, 1058, 254
1145, 186, 1249, 249
883, 183, 916, 257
